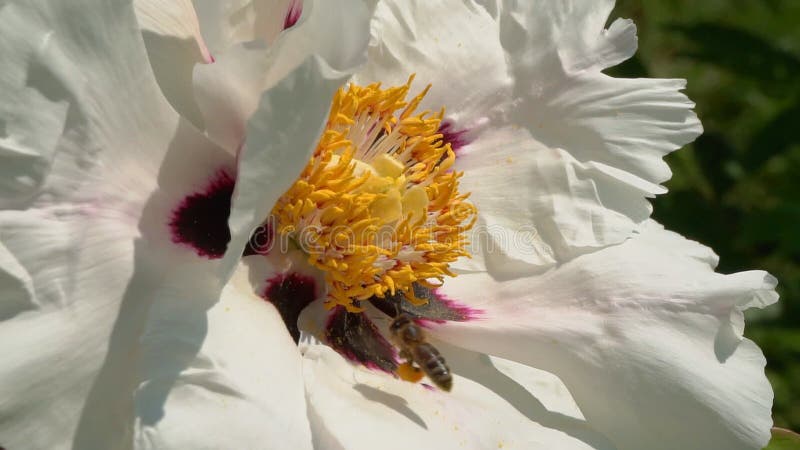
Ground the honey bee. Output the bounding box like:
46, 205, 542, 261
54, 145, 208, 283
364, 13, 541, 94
389, 313, 453, 391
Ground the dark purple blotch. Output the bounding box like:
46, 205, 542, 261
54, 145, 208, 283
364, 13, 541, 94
263, 273, 317, 343
169, 169, 234, 259
437, 119, 472, 152
325, 306, 397, 373
371, 282, 481, 323
243, 219, 274, 256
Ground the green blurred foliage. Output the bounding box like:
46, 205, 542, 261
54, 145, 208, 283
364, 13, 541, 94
767, 428, 800, 450
610, 0, 800, 433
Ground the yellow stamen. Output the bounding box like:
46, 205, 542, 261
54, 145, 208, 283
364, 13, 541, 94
271, 77, 476, 310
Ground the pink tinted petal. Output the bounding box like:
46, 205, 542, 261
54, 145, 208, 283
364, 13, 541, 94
283, 0, 303, 29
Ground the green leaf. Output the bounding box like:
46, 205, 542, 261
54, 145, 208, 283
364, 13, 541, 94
766, 428, 800, 450
743, 102, 800, 171
604, 53, 650, 78
667, 23, 800, 95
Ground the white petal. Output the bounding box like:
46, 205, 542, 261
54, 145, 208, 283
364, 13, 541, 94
457, 125, 664, 273
217, 0, 372, 276
0, 1, 243, 447
0, 237, 37, 317
495, 0, 631, 74
193, 0, 372, 153
497, 0, 701, 186
134, 259, 312, 449
0, 212, 140, 449
301, 342, 600, 450
439, 343, 617, 449
0, 0, 230, 208
0, 126, 233, 449
352, 0, 513, 122
135, 0, 212, 127
458, 119, 681, 274
192, 0, 295, 53
0, 3, 69, 207
511, 74, 701, 192
361, 0, 702, 270
135, 0, 210, 59
497, 1, 701, 260
435, 222, 777, 450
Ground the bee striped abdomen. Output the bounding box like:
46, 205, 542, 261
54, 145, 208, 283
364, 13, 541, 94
414, 343, 452, 391
389, 313, 454, 391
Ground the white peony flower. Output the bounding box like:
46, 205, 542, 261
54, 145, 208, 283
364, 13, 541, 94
0, 1, 779, 450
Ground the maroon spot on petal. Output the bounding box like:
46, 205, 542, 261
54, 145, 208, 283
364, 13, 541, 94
243, 219, 275, 256
371, 282, 483, 323
263, 273, 317, 343
437, 119, 472, 153
283, 0, 303, 30
421, 382, 435, 391
325, 306, 397, 373
169, 169, 234, 259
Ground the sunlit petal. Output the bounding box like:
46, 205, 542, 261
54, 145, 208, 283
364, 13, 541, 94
302, 342, 603, 449
434, 222, 776, 450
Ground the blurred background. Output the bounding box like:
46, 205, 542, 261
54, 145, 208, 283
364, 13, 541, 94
610, 0, 800, 432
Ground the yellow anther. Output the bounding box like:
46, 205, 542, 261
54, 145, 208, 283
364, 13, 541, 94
308, 189, 336, 203
384, 275, 396, 295
270, 78, 475, 310
402, 185, 429, 223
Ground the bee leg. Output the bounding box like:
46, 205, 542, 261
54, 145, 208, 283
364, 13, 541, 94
399, 349, 412, 362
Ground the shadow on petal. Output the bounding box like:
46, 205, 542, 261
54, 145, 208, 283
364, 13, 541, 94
713, 313, 743, 363
141, 31, 206, 130
438, 342, 618, 450
352, 383, 427, 430
74, 120, 229, 447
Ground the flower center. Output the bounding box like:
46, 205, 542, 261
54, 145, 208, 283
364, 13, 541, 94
271, 77, 476, 312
